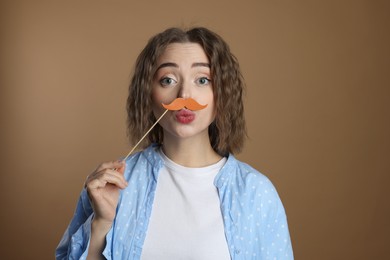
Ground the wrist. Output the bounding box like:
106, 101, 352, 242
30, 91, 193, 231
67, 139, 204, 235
91, 217, 113, 232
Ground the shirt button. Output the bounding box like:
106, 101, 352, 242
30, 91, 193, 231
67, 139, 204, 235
235, 249, 241, 254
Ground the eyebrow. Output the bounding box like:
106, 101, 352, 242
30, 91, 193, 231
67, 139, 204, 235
156, 62, 210, 72
156, 62, 178, 71
192, 62, 210, 68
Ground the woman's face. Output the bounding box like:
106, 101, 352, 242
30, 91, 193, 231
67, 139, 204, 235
151, 43, 215, 141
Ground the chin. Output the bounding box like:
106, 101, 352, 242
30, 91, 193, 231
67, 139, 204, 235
165, 126, 209, 140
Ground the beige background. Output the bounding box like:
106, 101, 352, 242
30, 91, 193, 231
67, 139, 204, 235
1, 0, 389, 259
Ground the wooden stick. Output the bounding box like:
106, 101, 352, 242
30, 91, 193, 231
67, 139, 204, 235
123, 109, 169, 161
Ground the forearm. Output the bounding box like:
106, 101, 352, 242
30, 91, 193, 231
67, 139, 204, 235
86, 219, 112, 260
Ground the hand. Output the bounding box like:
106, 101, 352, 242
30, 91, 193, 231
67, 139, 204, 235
85, 160, 127, 224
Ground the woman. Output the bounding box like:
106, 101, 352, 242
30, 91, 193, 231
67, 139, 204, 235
56, 27, 293, 260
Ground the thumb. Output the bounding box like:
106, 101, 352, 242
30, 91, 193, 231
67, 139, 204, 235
117, 161, 126, 175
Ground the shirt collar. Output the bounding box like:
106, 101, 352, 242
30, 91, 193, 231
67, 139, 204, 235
140, 143, 237, 187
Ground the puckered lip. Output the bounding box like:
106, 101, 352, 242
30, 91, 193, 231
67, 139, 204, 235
175, 109, 195, 124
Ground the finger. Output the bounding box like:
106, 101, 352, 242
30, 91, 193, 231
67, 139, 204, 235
117, 163, 126, 175
86, 167, 127, 188
87, 166, 127, 185
95, 160, 125, 172
104, 167, 127, 183
85, 161, 126, 189
87, 170, 128, 190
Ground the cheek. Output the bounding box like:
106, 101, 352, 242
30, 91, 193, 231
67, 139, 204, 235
151, 92, 163, 119
209, 105, 217, 121
201, 95, 216, 121
151, 90, 166, 110
151, 92, 159, 107
152, 87, 175, 107
204, 91, 215, 111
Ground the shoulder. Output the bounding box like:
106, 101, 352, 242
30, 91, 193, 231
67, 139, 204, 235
218, 155, 276, 191
217, 155, 284, 210
122, 144, 164, 181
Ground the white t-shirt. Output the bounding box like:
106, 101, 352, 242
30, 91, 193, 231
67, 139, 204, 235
141, 149, 231, 260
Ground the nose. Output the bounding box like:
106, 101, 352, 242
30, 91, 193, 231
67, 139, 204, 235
177, 79, 192, 99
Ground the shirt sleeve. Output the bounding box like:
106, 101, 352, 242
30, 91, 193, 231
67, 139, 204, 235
55, 189, 94, 260
260, 181, 294, 259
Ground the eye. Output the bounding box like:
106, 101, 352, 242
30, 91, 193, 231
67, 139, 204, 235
196, 77, 211, 86
160, 77, 177, 86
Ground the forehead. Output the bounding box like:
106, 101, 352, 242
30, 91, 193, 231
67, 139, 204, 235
157, 43, 209, 65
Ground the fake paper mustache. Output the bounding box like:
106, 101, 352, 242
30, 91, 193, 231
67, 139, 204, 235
162, 98, 208, 111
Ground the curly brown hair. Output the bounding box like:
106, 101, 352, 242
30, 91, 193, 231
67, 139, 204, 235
127, 27, 246, 156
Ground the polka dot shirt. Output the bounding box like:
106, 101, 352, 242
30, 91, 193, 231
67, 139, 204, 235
56, 144, 294, 259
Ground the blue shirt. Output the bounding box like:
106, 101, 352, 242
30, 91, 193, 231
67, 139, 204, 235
56, 144, 294, 259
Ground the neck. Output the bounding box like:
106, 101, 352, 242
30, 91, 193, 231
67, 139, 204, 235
161, 133, 222, 168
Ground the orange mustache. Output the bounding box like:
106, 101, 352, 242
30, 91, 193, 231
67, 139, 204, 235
162, 98, 208, 111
